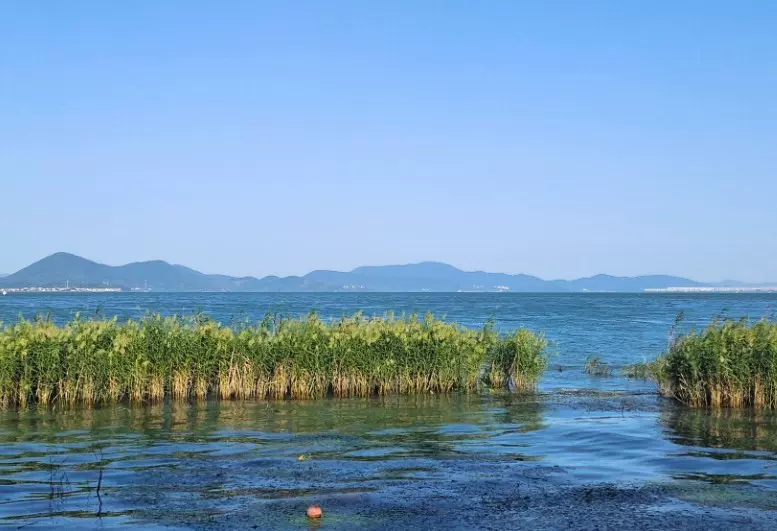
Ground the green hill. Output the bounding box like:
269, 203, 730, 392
0, 252, 713, 292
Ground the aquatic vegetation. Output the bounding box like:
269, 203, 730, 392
621, 362, 657, 380
0, 313, 548, 408
584, 355, 612, 377
655, 319, 777, 408
485, 328, 548, 390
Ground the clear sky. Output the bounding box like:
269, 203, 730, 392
2, 1, 775, 282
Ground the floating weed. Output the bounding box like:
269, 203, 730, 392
665, 481, 777, 511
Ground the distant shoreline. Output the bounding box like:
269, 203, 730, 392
1, 287, 122, 294
645, 287, 777, 293
3, 288, 777, 295
4, 252, 775, 294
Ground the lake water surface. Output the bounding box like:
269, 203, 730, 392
1, 293, 777, 529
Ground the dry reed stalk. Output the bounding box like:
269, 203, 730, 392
172, 370, 191, 400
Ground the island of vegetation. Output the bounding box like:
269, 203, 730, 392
2, 310, 775, 410
653, 319, 777, 409
612, 318, 777, 409
0, 313, 548, 408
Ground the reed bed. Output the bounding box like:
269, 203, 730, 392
655, 319, 777, 409
0, 313, 548, 408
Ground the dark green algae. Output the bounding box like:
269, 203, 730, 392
1, 393, 777, 530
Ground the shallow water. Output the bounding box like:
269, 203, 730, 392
1, 293, 777, 529
2, 396, 777, 529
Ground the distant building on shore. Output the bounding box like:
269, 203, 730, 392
645, 286, 777, 293
2, 287, 122, 293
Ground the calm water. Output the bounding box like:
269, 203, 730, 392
1, 293, 777, 529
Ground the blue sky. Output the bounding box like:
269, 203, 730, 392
1, 1, 775, 281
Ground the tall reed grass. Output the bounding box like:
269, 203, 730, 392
655, 319, 777, 409
0, 313, 548, 408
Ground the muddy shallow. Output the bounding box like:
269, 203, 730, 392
2, 392, 776, 530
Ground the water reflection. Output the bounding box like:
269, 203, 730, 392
659, 406, 777, 495
0, 394, 546, 441
3, 397, 777, 529
662, 407, 777, 453
0, 396, 547, 528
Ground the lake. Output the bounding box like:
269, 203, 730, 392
1, 293, 777, 529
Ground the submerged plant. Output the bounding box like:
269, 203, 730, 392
584, 355, 612, 377
0, 312, 548, 408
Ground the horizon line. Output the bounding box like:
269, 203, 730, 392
3, 251, 775, 286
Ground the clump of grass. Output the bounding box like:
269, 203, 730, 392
655, 318, 777, 409
621, 362, 657, 380
0, 312, 548, 408
584, 355, 612, 377
486, 328, 548, 390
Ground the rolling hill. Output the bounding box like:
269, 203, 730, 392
0, 252, 716, 292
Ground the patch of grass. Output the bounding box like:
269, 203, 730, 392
584, 355, 612, 377
0, 313, 548, 408
621, 362, 657, 380
655, 318, 777, 409
486, 328, 548, 390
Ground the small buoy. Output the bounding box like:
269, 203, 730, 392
298, 455, 306, 461
307, 505, 323, 519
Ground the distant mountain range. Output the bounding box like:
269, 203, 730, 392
0, 252, 765, 293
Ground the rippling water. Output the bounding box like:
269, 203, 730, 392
1, 293, 777, 529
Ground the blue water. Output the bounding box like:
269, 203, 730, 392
2, 293, 777, 529
2, 292, 775, 389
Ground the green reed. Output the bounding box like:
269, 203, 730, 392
0, 313, 548, 408
621, 361, 656, 379
584, 355, 612, 377
654, 319, 777, 409
485, 328, 548, 389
